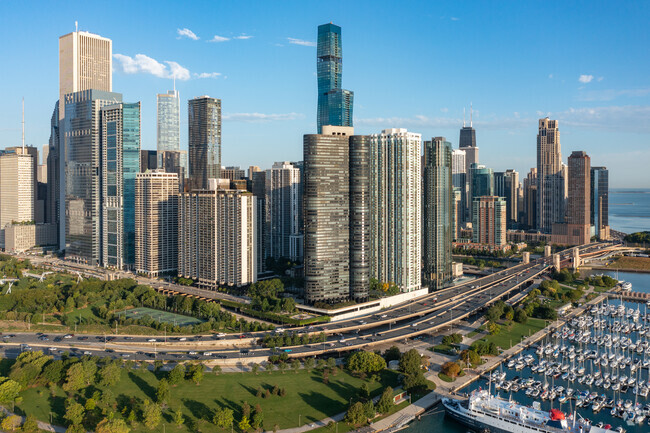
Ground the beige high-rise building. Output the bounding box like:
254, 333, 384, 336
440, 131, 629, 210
0, 153, 34, 248
135, 171, 179, 277
536, 118, 564, 232
178, 186, 257, 287
59, 30, 112, 119
472, 196, 507, 247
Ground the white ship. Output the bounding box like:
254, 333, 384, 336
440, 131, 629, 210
443, 389, 624, 433
619, 281, 632, 292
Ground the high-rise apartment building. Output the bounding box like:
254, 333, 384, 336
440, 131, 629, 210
53, 30, 112, 250
316, 23, 353, 133
64, 90, 122, 265
590, 167, 609, 238
472, 196, 507, 247
160, 150, 186, 192
523, 168, 538, 229
188, 96, 221, 190
494, 169, 519, 228
178, 187, 257, 288
536, 117, 564, 232
452, 148, 467, 224
266, 162, 303, 260
250, 168, 267, 274
423, 137, 453, 290
140, 150, 157, 172
101, 102, 140, 269
303, 126, 369, 303
565, 151, 591, 245
369, 129, 421, 293
157, 89, 180, 167
0, 153, 34, 247
135, 171, 179, 277
221, 166, 246, 181
6, 146, 43, 223
470, 163, 494, 218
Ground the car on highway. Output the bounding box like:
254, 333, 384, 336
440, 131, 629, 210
178, 337, 187, 341
283, 349, 292, 353
189, 351, 198, 355
83, 351, 92, 355
147, 338, 157, 342
63, 334, 73, 339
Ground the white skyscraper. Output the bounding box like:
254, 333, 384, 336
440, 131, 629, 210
0, 154, 34, 247
265, 161, 302, 260
157, 89, 180, 167
370, 128, 421, 292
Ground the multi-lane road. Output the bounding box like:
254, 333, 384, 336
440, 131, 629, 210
3, 242, 616, 363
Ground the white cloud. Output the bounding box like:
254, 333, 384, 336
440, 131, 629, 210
223, 112, 304, 122
209, 35, 231, 43
579, 74, 594, 83
548, 74, 554, 79
177, 28, 199, 40
287, 38, 316, 47
577, 87, 650, 102
193, 72, 221, 79
114, 53, 217, 81
233, 34, 253, 40
451, 17, 459, 21
597, 76, 604, 82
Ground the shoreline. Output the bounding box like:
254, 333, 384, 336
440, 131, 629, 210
582, 265, 650, 274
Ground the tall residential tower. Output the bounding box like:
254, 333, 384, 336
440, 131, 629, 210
188, 96, 221, 190
316, 23, 353, 133
536, 118, 564, 232
157, 89, 180, 167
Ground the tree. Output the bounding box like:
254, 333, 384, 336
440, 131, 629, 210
213, 407, 234, 429
252, 411, 264, 431
347, 351, 387, 374
142, 399, 162, 430
403, 371, 427, 390
0, 415, 21, 432
168, 364, 186, 385
0, 378, 21, 404
460, 349, 481, 366
174, 407, 185, 428
291, 359, 301, 373
383, 346, 401, 362
359, 382, 371, 399
398, 349, 422, 375
363, 400, 375, 419
239, 416, 251, 432
376, 387, 394, 414
487, 321, 501, 335
63, 361, 97, 391
441, 361, 461, 378
64, 402, 85, 426
213, 364, 222, 375
85, 398, 97, 410
156, 378, 170, 405
327, 357, 336, 369
251, 363, 260, 375
98, 362, 121, 387
22, 415, 40, 433
188, 363, 204, 385
242, 401, 251, 419
96, 418, 131, 433
344, 402, 366, 426
514, 308, 528, 324
304, 357, 315, 371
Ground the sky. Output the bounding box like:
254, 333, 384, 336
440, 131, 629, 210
1, 0, 649, 187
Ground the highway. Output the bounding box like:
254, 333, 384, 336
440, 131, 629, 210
3, 242, 616, 363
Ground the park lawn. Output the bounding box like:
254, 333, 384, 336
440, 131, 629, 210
430, 343, 458, 355
64, 305, 104, 325
483, 318, 547, 350
466, 327, 484, 338
16, 367, 400, 433
607, 256, 650, 271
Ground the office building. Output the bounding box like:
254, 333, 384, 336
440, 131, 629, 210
591, 167, 609, 238
536, 118, 564, 232
316, 23, 353, 133
470, 163, 494, 219
64, 90, 122, 265
494, 169, 519, 228
453, 188, 463, 241
221, 166, 246, 181
188, 96, 221, 190
459, 109, 478, 221
178, 187, 257, 288
140, 149, 157, 172
303, 126, 369, 303
135, 171, 179, 277
452, 148, 467, 224
159, 150, 186, 192
52, 30, 112, 250
423, 137, 453, 290
266, 162, 302, 260
101, 102, 141, 269
523, 168, 538, 229
157, 89, 180, 166
552, 151, 591, 245
6, 146, 43, 223
472, 196, 507, 247
369, 128, 421, 293
0, 153, 34, 247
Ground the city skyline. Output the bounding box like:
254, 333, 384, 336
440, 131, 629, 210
1, 1, 649, 187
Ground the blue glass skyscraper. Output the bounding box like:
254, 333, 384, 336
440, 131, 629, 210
102, 102, 141, 269
317, 23, 353, 133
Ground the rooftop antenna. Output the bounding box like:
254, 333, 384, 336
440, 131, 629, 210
470, 102, 473, 128
22, 98, 25, 151
463, 107, 466, 127
75, 21, 78, 33
173, 75, 176, 92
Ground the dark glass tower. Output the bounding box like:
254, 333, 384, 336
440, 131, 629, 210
317, 23, 353, 133
590, 167, 608, 237
423, 137, 453, 290
188, 96, 221, 190
303, 126, 369, 304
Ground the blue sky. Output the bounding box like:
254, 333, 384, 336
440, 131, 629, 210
1, 0, 649, 187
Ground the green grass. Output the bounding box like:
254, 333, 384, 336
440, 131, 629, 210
15, 367, 400, 432
308, 400, 410, 433
482, 318, 547, 350
438, 372, 455, 382
430, 343, 458, 355
119, 307, 204, 327
467, 327, 484, 338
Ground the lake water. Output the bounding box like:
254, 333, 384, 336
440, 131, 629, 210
581, 270, 650, 294
609, 189, 650, 234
